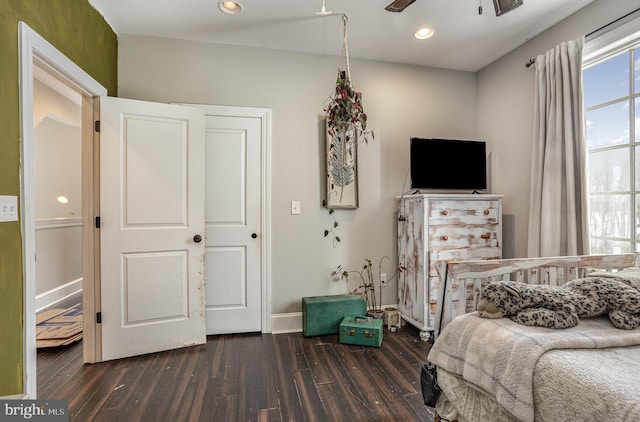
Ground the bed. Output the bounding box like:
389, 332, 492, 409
427, 253, 640, 422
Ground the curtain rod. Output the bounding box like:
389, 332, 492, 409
585, 6, 639, 38
525, 6, 640, 68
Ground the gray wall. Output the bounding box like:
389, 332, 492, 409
117, 37, 479, 314
476, 0, 640, 258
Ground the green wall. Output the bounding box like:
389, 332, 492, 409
0, 0, 117, 395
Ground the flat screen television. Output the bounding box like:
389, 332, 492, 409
410, 137, 487, 191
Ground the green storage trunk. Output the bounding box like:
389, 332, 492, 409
302, 294, 367, 337
339, 316, 383, 347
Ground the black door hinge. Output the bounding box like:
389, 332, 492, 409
94, 120, 100, 132
95, 216, 100, 228
96, 312, 102, 324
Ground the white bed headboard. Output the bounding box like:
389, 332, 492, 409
433, 253, 640, 339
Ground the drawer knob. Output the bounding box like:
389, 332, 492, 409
481, 233, 491, 239
484, 209, 490, 215
441, 235, 449, 241
441, 210, 448, 216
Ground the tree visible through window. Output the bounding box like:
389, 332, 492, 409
584, 38, 640, 253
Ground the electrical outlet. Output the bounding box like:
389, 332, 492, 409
380, 273, 387, 285
0, 195, 18, 222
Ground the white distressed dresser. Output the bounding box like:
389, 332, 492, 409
397, 194, 503, 340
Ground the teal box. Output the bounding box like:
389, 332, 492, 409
339, 316, 383, 347
302, 295, 367, 337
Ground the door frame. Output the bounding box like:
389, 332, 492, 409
190, 104, 273, 334
19, 22, 106, 397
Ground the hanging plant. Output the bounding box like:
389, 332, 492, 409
324, 16, 374, 147
322, 15, 374, 246
325, 69, 372, 143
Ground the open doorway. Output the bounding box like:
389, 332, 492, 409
32, 65, 83, 320
32, 67, 85, 378
20, 22, 107, 397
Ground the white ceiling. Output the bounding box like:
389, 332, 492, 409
88, 0, 594, 72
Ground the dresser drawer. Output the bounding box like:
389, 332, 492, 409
428, 200, 500, 226
428, 225, 499, 250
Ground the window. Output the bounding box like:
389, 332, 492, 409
583, 21, 640, 253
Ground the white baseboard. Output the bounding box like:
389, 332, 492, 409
270, 303, 398, 335
271, 312, 303, 334
35, 278, 82, 312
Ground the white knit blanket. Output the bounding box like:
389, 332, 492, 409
588, 267, 640, 289
427, 313, 640, 422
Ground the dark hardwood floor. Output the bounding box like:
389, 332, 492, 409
37, 324, 435, 421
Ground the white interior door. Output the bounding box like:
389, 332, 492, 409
99, 96, 206, 361
202, 109, 262, 335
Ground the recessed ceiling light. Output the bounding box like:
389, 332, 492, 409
218, 1, 243, 15
414, 27, 434, 40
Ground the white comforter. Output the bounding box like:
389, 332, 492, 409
428, 313, 640, 422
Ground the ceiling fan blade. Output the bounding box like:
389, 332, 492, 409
384, 0, 416, 13
493, 0, 523, 16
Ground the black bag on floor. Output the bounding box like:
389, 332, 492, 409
420, 362, 441, 407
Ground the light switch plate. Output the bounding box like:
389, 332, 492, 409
0, 195, 18, 222
291, 201, 301, 215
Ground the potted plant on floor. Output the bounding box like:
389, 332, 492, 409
332, 257, 404, 319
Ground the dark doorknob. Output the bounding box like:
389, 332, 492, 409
193, 234, 203, 243
251, 233, 258, 239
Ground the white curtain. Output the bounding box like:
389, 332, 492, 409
527, 37, 590, 257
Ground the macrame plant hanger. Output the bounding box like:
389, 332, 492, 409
324, 13, 358, 209
322, 10, 373, 240
339, 14, 351, 83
